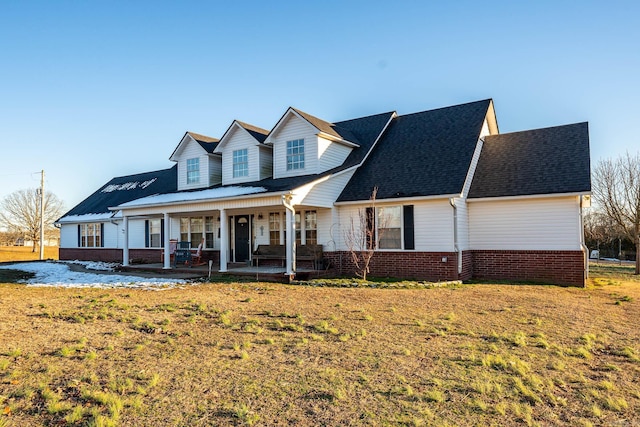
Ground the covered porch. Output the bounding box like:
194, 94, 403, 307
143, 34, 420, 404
116, 190, 330, 280
119, 261, 329, 282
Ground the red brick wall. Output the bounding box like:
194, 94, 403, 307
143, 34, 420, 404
59, 248, 220, 265
471, 250, 585, 287
324, 251, 461, 282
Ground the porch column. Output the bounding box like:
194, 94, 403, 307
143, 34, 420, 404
163, 212, 171, 269
285, 205, 296, 276
219, 209, 228, 272
122, 216, 129, 266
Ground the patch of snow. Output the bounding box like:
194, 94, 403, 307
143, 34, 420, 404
118, 186, 268, 208
101, 178, 157, 193
0, 261, 187, 290
57, 213, 116, 223
63, 260, 120, 271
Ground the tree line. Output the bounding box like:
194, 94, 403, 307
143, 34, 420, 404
590, 151, 640, 274
0, 189, 64, 252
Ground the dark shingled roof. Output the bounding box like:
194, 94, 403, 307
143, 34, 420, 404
187, 132, 220, 153
468, 122, 591, 198
59, 165, 177, 219
291, 108, 360, 145
236, 121, 269, 143
337, 99, 492, 202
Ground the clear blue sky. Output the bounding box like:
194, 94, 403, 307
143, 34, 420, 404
1, 1, 638, 211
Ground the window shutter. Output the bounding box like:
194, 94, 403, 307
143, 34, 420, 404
403, 205, 415, 250
100, 223, 105, 248
145, 220, 150, 248
160, 219, 165, 246
77, 225, 81, 248
366, 207, 374, 250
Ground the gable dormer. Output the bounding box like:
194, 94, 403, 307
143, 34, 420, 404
169, 131, 221, 190
265, 108, 360, 179
214, 121, 270, 185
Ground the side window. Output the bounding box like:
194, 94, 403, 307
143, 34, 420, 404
233, 149, 249, 178
187, 158, 200, 184
286, 139, 305, 170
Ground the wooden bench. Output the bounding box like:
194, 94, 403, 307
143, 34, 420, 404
253, 244, 323, 268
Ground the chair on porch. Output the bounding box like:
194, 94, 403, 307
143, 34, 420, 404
174, 241, 192, 267
192, 239, 205, 266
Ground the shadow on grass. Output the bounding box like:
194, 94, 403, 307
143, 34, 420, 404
0, 268, 35, 283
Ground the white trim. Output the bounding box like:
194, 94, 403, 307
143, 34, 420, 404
335, 193, 460, 206
467, 191, 591, 203
316, 132, 359, 147
57, 213, 116, 224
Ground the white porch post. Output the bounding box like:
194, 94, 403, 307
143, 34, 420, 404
122, 216, 129, 266
285, 204, 296, 276
163, 212, 171, 269
219, 209, 228, 272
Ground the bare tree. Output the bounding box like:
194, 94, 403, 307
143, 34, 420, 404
592, 151, 640, 274
0, 189, 65, 253
343, 187, 389, 280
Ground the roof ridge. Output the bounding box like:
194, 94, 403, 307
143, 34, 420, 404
396, 99, 492, 119
187, 131, 219, 143
235, 120, 269, 135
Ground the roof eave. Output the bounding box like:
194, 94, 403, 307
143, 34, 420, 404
467, 191, 592, 203
335, 193, 462, 206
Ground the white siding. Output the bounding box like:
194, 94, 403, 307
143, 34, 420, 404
299, 170, 355, 208
125, 218, 146, 249
272, 115, 319, 179
176, 139, 209, 191
208, 156, 222, 186
102, 222, 120, 248
316, 208, 337, 250
221, 127, 262, 185
468, 196, 582, 250
317, 136, 352, 173
60, 224, 77, 248
333, 199, 454, 252
454, 198, 470, 251
258, 146, 273, 180
414, 200, 455, 251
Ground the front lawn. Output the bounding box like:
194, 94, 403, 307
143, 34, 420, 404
0, 271, 638, 426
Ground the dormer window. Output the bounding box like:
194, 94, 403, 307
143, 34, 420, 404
233, 149, 249, 178
286, 139, 305, 170
187, 158, 200, 184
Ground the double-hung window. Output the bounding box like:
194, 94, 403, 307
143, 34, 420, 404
233, 149, 248, 178
79, 223, 102, 248
286, 139, 305, 170
377, 206, 402, 249
305, 210, 317, 245
148, 219, 162, 248
186, 158, 200, 184
269, 212, 281, 245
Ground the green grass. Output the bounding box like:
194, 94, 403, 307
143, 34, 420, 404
0, 269, 639, 425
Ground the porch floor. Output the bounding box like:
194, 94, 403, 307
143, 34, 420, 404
119, 262, 328, 282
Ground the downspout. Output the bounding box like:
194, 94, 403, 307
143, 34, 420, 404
579, 195, 589, 284
449, 198, 462, 275
282, 193, 296, 281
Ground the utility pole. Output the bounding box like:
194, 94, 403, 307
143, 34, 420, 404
39, 170, 45, 260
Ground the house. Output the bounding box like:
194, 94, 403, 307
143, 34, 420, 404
56, 99, 591, 286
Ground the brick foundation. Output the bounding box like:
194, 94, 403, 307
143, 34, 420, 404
323, 249, 585, 286
59, 248, 220, 265
324, 251, 461, 282
471, 250, 586, 287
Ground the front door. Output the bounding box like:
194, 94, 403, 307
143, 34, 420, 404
234, 215, 250, 262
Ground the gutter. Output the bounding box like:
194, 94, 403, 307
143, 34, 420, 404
449, 198, 462, 275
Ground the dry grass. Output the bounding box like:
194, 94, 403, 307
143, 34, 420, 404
0, 264, 638, 425
0, 246, 59, 262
